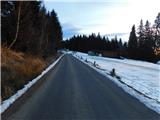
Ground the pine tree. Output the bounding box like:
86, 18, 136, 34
143, 20, 155, 61
153, 13, 160, 61
144, 20, 154, 50
118, 38, 123, 49
137, 19, 146, 60
137, 19, 145, 48
128, 25, 138, 58
154, 13, 160, 50
49, 10, 63, 51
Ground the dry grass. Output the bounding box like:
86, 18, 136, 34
154, 48, 160, 56
1, 47, 46, 100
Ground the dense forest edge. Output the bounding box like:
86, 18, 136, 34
1, 1, 160, 101
1, 1, 63, 101
62, 13, 160, 63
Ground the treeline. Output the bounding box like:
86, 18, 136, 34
128, 14, 160, 62
62, 13, 160, 63
1, 1, 62, 57
62, 33, 127, 53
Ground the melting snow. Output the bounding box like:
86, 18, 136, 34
74, 51, 160, 114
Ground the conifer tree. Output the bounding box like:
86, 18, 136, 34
154, 13, 160, 50
137, 19, 145, 48
128, 25, 137, 58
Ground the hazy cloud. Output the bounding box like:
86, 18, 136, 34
62, 23, 81, 39
44, 0, 160, 41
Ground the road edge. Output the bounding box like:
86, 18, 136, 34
1, 54, 65, 114
72, 54, 160, 115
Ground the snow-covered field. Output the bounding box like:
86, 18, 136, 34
0, 54, 64, 114
73, 51, 160, 114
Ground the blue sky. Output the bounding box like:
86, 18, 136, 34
43, 0, 160, 41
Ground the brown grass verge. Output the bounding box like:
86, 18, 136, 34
1, 47, 46, 101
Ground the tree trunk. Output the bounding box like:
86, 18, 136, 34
8, 2, 21, 49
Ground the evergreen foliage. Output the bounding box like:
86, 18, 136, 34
62, 33, 125, 53
128, 25, 138, 58
1, 1, 63, 57
62, 13, 160, 62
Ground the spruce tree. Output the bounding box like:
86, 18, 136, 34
128, 25, 138, 58
143, 20, 155, 61
154, 13, 160, 50
144, 20, 154, 50
153, 13, 160, 61
137, 19, 145, 48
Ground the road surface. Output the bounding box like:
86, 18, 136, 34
2, 54, 160, 120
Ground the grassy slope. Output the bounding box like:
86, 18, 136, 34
1, 47, 47, 101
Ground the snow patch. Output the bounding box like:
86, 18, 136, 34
73, 51, 160, 114
157, 61, 160, 65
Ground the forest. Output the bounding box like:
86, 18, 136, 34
62, 13, 160, 63
1, 1, 63, 100
1, 1, 62, 57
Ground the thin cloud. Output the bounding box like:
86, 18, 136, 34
44, 0, 160, 41
62, 23, 81, 39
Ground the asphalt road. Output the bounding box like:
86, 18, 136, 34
2, 54, 160, 120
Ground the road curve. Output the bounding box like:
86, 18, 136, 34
2, 54, 160, 120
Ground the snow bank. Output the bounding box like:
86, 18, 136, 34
73, 52, 160, 114
0, 54, 64, 114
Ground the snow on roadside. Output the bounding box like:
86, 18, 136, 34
0, 54, 64, 114
73, 52, 160, 114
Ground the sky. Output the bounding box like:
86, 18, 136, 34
43, 0, 160, 41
